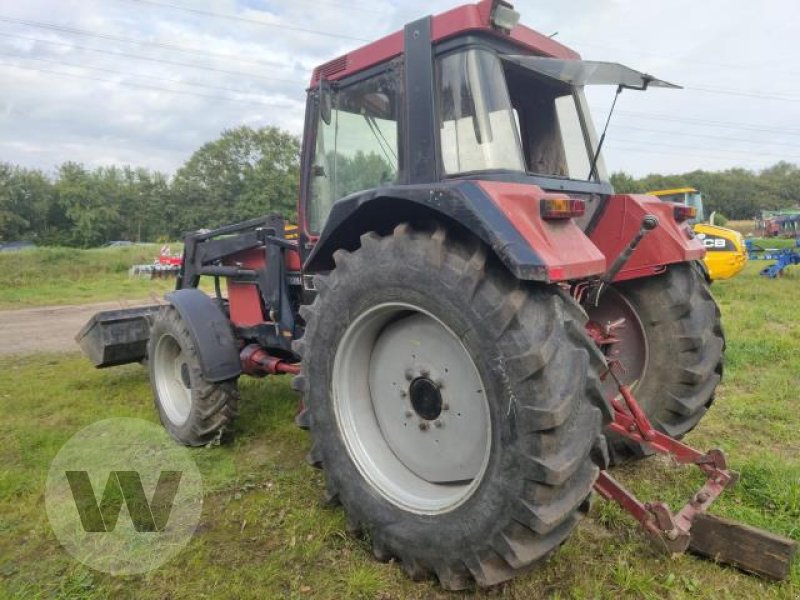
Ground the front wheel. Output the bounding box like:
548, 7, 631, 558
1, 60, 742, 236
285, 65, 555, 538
293, 225, 611, 589
148, 306, 240, 446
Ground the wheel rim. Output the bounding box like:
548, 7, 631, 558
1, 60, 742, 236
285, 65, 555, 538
332, 303, 491, 515
587, 287, 649, 404
153, 332, 192, 426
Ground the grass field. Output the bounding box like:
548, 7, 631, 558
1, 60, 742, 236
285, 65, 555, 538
0, 262, 798, 598
0, 246, 176, 309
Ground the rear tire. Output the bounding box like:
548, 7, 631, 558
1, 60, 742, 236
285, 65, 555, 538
293, 225, 611, 589
148, 305, 240, 446
592, 263, 724, 463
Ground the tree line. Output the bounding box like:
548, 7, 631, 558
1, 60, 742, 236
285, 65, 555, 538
0, 126, 299, 247
610, 162, 800, 221
1, 123, 797, 247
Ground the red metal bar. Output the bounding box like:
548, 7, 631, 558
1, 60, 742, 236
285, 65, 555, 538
591, 356, 738, 554
595, 471, 660, 535
240, 344, 301, 377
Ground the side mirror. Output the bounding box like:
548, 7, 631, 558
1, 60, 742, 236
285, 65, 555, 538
319, 79, 332, 126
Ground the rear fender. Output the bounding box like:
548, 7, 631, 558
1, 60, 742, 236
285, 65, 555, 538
304, 181, 606, 283
589, 194, 705, 282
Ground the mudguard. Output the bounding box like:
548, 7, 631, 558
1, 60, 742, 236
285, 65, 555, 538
165, 288, 241, 382
589, 194, 705, 282
304, 180, 606, 282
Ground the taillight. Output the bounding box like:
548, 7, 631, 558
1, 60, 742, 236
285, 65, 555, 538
673, 205, 697, 223
540, 198, 585, 220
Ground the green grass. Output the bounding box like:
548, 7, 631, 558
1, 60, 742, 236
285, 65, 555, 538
0, 262, 799, 598
0, 246, 177, 309
749, 237, 799, 251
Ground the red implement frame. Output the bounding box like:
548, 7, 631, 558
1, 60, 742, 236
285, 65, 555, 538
587, 326, 739, 554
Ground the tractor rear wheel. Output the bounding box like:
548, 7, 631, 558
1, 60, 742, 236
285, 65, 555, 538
293, 225, 611, 589
588, 263, 724, 463
148, 306, 240, 446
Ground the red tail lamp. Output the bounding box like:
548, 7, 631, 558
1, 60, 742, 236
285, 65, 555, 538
540, 197, 586, 220
673, 205, 697, 223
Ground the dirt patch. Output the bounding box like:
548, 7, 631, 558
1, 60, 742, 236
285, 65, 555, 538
0, 300, 155, 356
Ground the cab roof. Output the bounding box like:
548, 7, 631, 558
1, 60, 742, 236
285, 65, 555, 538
310, 0, 579, 86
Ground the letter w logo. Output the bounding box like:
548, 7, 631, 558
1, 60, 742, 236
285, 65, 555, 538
65, 471, 182, 533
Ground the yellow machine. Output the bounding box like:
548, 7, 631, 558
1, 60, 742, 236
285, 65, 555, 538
648, 188, 747, 280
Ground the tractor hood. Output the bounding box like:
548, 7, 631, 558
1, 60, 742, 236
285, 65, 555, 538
503, 56, 680, 91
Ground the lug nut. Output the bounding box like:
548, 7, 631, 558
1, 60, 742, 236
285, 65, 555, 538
420, 368, 430, 378
405, 370, 414, 381
435, 379, 445, 389
399, 390, 407, 398
405, 410, 413, 418
434, 420, 443, 429
419, 422, 429, 431
442, 403, 449, 411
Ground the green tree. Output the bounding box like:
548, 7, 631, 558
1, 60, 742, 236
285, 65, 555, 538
170, 126, 299, 235
0, 163, 62, 243
55, 162, 121, 247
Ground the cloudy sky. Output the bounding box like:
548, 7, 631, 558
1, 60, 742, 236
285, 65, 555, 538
1, 0, 798, 177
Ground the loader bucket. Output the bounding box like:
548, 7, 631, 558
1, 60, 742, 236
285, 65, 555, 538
76, 305, 160, 368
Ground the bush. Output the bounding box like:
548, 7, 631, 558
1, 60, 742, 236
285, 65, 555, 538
711, 212, 729, 226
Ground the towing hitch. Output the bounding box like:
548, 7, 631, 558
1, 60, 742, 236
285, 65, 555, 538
594, 361, 797, 580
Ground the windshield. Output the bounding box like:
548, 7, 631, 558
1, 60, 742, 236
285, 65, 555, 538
435, 48, 606, 181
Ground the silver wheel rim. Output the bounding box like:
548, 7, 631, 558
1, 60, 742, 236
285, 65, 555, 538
153, 333, 192, 426
332, 302, 491, 515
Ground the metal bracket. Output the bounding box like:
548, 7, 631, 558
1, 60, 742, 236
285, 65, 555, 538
594, 359, 738, 554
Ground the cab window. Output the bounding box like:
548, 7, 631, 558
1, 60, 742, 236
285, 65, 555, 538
308, 72, 400, 233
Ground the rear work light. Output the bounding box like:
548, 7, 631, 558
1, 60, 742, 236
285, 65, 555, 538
540, 197, 586, 220
673, 205, 697, 223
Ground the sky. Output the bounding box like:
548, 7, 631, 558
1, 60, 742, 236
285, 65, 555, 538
0, 0, 799, 177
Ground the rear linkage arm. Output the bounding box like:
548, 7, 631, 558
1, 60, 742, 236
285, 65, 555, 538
582, 213, 738, 554
592, 361, 738, 554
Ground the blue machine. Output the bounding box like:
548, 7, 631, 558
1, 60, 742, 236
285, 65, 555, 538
745, 239, 800, 278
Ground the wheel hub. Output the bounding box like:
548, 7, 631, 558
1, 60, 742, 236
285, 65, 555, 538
585, 287, 649, 402
409, 377, 443, 421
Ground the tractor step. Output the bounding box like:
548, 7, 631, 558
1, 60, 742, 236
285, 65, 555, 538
76, 305, 159, 368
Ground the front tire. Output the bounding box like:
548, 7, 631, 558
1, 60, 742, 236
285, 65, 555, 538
148, 306, 240, 446
293, 225, 611, 589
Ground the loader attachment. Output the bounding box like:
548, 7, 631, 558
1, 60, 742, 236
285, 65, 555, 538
594, 362, 798, 580
76, 305, 159, 368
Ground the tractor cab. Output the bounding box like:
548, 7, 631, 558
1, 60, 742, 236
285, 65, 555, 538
300, 0, 677, 250
649, 187, 705, 224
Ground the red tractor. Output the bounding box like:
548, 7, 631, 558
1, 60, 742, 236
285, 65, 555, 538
78, 0, 795, 588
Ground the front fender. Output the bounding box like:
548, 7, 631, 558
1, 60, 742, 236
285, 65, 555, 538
166, 289, 241, 382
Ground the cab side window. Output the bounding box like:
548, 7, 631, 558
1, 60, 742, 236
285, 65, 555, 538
308, 71, 400, 234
